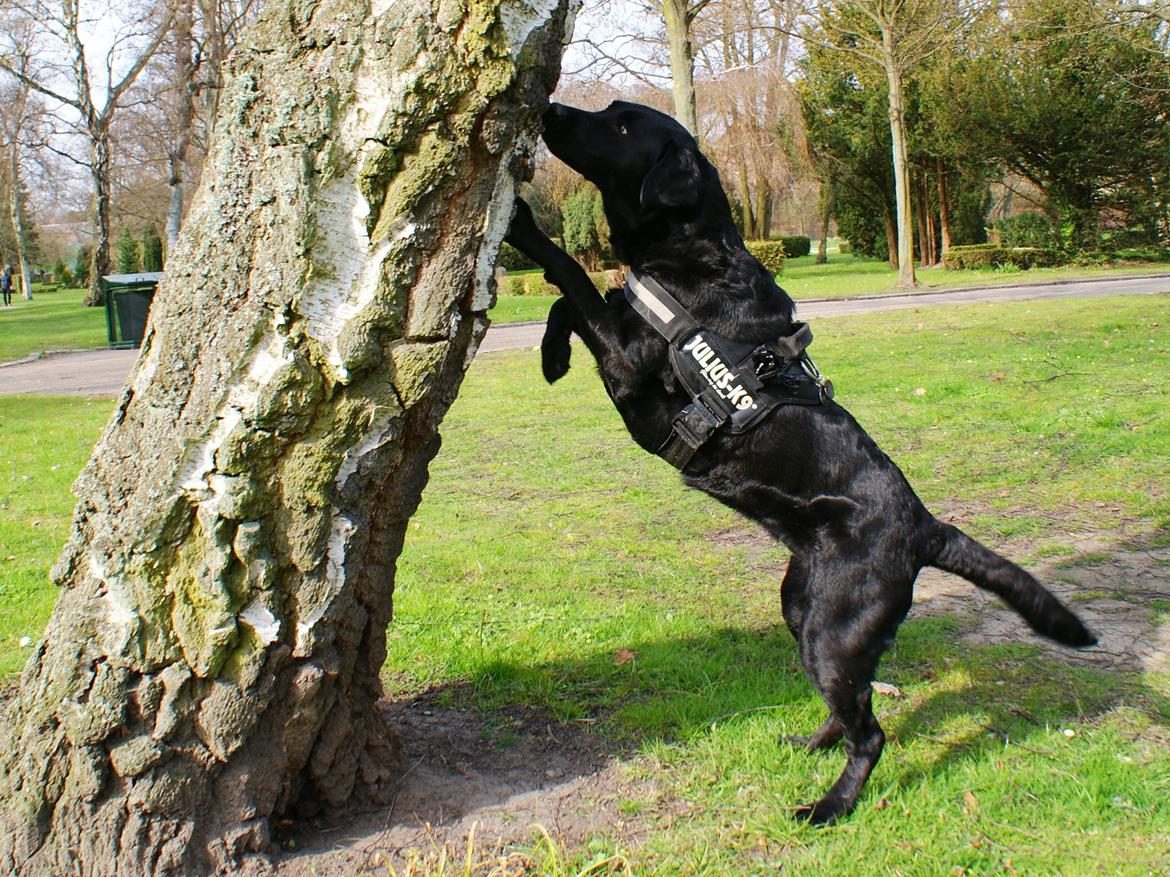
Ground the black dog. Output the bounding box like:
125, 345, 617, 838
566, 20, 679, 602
504, 101, 1096, 824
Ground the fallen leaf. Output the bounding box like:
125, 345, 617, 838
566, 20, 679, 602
613, 648, 637, 665
872, 681, 902, 697
963, 789, 979, 813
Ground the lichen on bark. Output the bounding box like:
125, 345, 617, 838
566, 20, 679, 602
0, 0, 576, 873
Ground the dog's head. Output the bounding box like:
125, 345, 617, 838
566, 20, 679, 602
541, 101, 734, 261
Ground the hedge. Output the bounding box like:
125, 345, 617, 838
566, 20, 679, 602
943, 245, 1061, 270
778, 235, 811, 258
500, 270, 613, 296
497, 242, 538, 272
838, 241, 852, 255
746, 241, 786, 275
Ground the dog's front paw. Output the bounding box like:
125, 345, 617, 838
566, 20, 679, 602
505, 197, 539, 248
541, 328, 572, 383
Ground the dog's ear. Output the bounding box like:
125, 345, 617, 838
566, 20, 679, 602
639, 141, 702, 213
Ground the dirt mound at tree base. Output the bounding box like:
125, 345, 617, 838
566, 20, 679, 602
273, 691, 653, 875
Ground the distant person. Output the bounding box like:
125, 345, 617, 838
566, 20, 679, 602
1, 266, 12, 306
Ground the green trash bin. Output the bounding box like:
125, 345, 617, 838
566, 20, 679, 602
103, 272, 163, 349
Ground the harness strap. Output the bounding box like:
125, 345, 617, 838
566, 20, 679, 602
625, 271, 699, 344
624, 269, 832, 472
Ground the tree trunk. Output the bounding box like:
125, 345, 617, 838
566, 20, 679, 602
883, 208, 898, 269
0, 0, 574, 873
937, 160, 952, 257
817, 179, 835, 264
880, 36, 916, 287
167, 0, 196, 251
86, 132, 112, 306
7, 147, 33, 301
914, 174, 932, 267
662, 0, 699, 136
737, 161, 755, 239
755, 183, 772, 240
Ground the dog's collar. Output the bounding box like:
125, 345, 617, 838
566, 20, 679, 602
624, 268, 833, 471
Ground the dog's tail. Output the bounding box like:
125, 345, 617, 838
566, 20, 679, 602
929, 521, 1097, 648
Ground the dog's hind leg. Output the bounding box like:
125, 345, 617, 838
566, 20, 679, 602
779, 555, 845, 752
791, 559, 912, 825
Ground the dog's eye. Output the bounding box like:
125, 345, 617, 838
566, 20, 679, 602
615, 122, 628, 135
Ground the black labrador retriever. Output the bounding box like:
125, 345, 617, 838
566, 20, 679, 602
504, 100, 1096, 824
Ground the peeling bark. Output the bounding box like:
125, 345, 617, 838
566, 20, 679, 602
0, 0, 575, 873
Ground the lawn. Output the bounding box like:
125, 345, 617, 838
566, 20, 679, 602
488, 254, 1170, 327
2, 296, 1168, 872
0, 286, 107, 363
4, 260, 1169, 364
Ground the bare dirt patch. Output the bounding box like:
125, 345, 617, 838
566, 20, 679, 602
711, 513, 1170, 673
912, 530, 1170, 673
273, 689, 654, 875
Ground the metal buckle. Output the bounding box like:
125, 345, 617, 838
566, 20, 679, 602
800, 354, 834, 401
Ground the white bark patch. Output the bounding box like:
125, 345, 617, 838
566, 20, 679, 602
297, 172, 398, 383
131, 338, 161, 395
472, 158, 518, 312
335, 409, 399, 489
500, 0, 565, 60
239, 599, 281, 645
294, 514, 357, 656
178, 331, 293, 498
93, 552, 139, 655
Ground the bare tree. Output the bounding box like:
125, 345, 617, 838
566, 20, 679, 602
0, 0, 175, 304
162, 0, 258, 249
0, 22, 48, 301
696, 0, 806, 238
0, 0, 576, 871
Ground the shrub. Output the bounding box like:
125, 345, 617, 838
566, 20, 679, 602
838, 241, 852, 255
142, 225, 164, 272
116, 226, 140, 274
561, 188, 610, 269
943, 245, 1061, 270
496, 242, 537, 272
994, 213, 1058, 249
778, 235, 811, 258
500, 270, 611, 297
72, 246, 90, 287
1069, 250, 1111, 267
745, 240, 786, 275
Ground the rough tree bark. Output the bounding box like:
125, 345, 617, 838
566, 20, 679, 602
0, 0, 575, 873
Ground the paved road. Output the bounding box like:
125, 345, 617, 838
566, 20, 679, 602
3, 273, 1167, 397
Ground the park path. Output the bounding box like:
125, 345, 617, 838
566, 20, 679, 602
2, 273, 1168, 397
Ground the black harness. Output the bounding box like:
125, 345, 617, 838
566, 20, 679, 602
624, 269, 834, 470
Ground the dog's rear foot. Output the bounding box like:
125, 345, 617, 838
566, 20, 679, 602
793, 794, 850, 826
783, 717, 843, 753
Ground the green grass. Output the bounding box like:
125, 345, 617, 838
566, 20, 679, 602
0, 396, 110, 676
0, 286, 107, 363
2, 296, 1168, 872
489, 254, 1170, 325
487, 294, 556, 324
775, 252, 1170, 300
